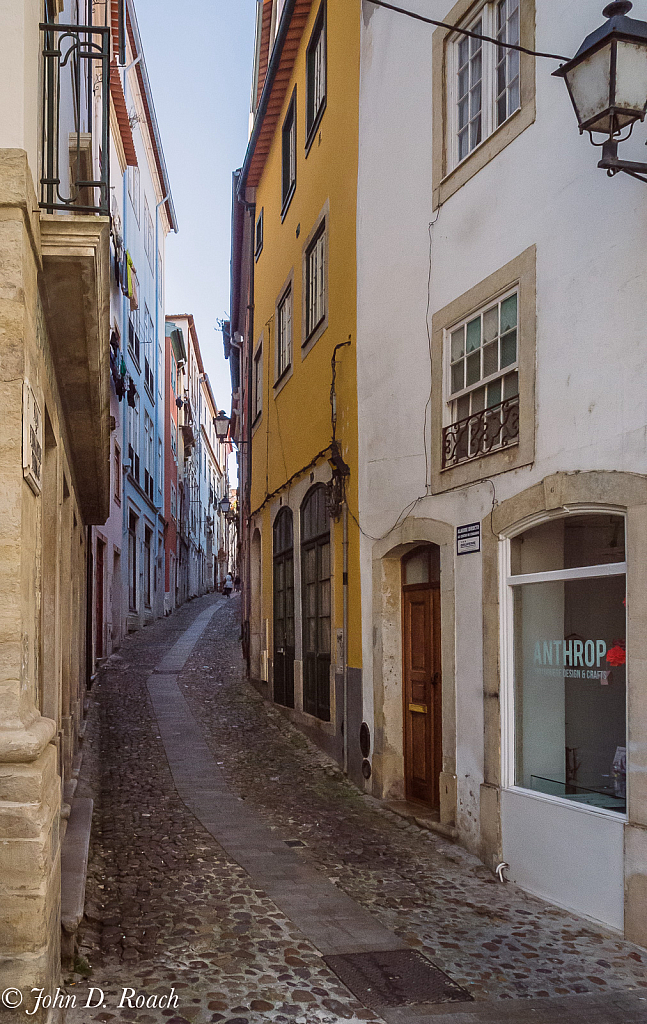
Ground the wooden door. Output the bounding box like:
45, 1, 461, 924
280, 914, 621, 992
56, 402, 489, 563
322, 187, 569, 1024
95, 540, 104, 660
273, 552, 295, 708
403, 584, 442, 808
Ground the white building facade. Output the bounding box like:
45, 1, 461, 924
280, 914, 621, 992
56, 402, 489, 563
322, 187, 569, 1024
356, 0, 647, 946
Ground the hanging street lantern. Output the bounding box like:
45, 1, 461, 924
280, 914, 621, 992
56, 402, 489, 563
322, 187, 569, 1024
213, 410, 231, 443
554, 2, 647, 181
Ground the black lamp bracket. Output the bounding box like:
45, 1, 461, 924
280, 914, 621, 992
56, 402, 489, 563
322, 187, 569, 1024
598, 138, 647, 182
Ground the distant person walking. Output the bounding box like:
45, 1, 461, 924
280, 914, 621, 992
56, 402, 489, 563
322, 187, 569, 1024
234, 575, 241, 593
223, 573, 233, 598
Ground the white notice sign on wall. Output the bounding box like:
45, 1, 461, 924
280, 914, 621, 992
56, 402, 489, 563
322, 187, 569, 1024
22, 380, 43, 496
457, 522, 480, 555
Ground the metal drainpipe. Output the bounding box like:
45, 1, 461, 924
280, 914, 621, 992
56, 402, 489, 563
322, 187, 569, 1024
245, 200, 255, 675
154, 192, 170, 613
343, 496, 349, 775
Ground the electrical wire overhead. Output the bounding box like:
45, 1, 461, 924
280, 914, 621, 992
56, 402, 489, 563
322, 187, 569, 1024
367, 0, 570, 62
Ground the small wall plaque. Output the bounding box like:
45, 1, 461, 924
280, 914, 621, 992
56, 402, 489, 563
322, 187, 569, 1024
22, 380, 43, 496
457, 522, 480, 555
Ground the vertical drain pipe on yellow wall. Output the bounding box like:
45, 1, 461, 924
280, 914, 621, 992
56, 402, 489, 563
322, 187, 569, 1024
343, 496, 349, 775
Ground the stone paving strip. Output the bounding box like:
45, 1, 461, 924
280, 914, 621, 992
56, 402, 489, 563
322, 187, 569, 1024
61, 595, 647, 1024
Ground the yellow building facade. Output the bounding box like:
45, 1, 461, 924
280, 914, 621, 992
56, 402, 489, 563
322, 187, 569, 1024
235, 0, 363, 778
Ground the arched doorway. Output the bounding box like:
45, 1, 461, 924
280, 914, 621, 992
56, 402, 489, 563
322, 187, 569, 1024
301, 485, 331, 721
402, 544, 442, 808
273, 507, 294, 708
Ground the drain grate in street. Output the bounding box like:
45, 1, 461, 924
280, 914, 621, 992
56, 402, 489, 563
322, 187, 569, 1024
323, 949, 473, 1008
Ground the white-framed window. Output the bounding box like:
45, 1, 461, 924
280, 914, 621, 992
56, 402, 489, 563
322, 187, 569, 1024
305, 223, 325, 339
144, 198, 154, 267
253, 343, 263, 422
171, 356, 177, 396
451, 0, 520, 168
144, 412, 154, 472
128, 165, 140, 225
306, 2, 326, 145
277, 286, 292, 380
501, 512, 627, 816
282, 90, 297, 214
158, 437, 163, 494
158, 340, 163, 397
171, 418, 178, 461
170, 481, 177, 520
444, 288, 519, 465
255, 209, 264, 260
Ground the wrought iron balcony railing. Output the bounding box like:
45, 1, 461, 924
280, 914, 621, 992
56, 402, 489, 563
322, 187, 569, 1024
40, 22, 110, 215
442, 395, 520, 469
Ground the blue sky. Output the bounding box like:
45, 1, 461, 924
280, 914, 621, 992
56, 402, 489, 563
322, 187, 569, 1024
134, 0, 258, 409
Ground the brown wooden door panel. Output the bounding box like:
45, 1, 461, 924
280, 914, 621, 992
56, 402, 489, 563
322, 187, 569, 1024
403, 585, 442, 808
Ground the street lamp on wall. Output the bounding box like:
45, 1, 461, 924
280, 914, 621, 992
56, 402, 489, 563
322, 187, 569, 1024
220, 496, 231, 514
554, 2, 647, 182
213, 410, 230, 443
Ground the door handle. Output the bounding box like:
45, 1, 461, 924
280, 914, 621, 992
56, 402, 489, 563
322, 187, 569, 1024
277, 648, 284, 654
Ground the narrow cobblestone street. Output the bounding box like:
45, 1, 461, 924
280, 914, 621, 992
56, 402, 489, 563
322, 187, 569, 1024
65, 596, 647, 1024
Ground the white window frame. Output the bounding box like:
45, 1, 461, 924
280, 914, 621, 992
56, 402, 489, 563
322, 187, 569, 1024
499, 507, 628, 819
277, 285, 292, 381
253, 342, 263, 422
444, 285, 519, 431
448, 0, 520, 172
305, 224, 325, 339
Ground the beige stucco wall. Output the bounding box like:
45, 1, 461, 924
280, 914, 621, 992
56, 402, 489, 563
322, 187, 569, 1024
0, 148, 101, 997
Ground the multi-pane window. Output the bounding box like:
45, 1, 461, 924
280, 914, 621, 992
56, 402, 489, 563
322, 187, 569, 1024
301, 486, 331, 722
144, 356, 154, 397
255, 209, 264, 260
171, 356, 177, 396
305, 223, 325, 339
454, 0, 520, 166
495, 0, 520, 126
444, 290, 519, 465
144, 198, 154, 267
114, 443, 121, 502
144, 412, 154, 500
253, 344, 263, 421
277, 286, 292, 379
128, 165, 140, 224
171, 418, 178, 460
170, 481, 177, 520
128, 392, 140, 482
129, 308, 140, 365
306, 3, 326, 143
282, 91, 297, 212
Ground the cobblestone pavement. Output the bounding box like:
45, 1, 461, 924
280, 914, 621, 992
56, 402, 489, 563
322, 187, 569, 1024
59, 594, 647, 1024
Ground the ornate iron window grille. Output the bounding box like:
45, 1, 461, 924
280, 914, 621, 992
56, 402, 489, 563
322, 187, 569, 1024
442, 394, 519, 469
40, 22, 111, 215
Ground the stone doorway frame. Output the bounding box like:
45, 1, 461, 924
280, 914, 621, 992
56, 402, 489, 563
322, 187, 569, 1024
371, 517, 457, 829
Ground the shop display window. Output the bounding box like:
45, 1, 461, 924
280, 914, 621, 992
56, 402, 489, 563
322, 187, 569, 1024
509, 515, 626, 813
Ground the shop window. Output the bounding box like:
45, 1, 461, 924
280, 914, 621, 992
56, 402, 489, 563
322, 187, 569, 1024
507, 514, 627, 813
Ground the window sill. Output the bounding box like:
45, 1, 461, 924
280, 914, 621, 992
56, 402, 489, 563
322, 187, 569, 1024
281, 182, 296, 222
504, 785, 627, 822
434, 101, 535, 210
302, 314, 326, 348
274, 363, 292, 391
305, 99, 326, 157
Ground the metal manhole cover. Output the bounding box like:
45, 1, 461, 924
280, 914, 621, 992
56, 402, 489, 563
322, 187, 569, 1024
323, 949, 472, 1008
